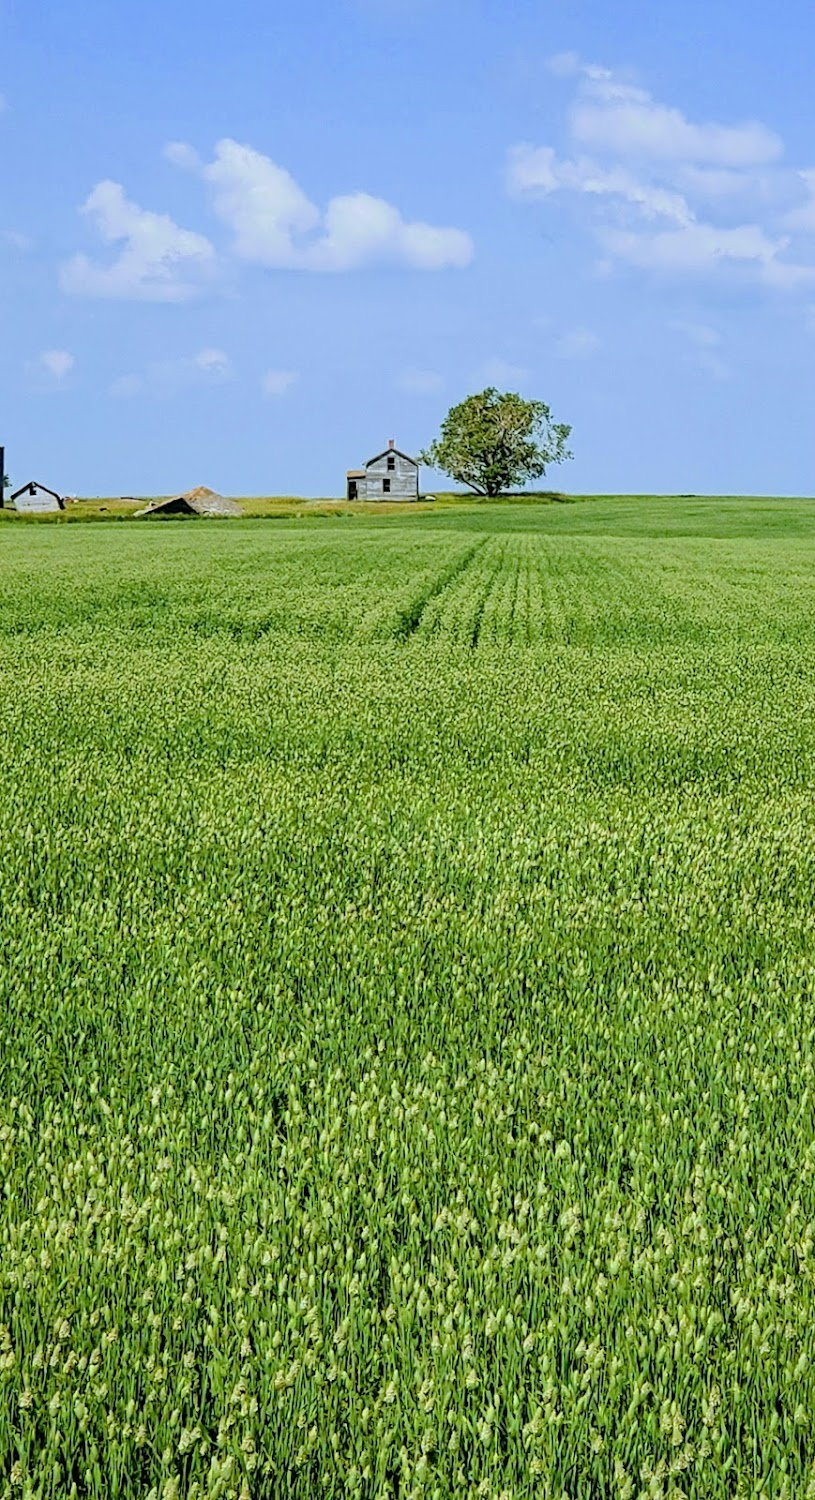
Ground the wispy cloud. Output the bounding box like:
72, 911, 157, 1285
508, 145, 692, 225
39, 350, 75, 381
110, 348, 232, 397
475, 359, 530, 387
669, 320, 722, 348
554, 328, 602, 359
194, 348, 232, 379
261, 369, 298, 397
567, 63, 781, 167
396, 368, 444, 395
669, 319, 731, 379
2, 229, 32, 252
61, 181, 215, 302
509, 56, 815, 291
27, 349, 76, 388
601, 222, 785, 275
170, 138, 474, 272
546, 52, 581, 79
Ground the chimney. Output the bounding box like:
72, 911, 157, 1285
388, 438, 395, 450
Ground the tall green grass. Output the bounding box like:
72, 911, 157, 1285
2, 500, 815, 1498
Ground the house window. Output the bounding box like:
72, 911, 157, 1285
387, 455, 395, 471
383, 478, 391, 494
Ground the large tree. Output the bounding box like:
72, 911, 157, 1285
420, 387, 572, 497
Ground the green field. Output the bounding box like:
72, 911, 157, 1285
3, 496, 815, 1499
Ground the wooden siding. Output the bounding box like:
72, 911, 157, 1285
363, 451, 419, 501
13, 485, 63, 514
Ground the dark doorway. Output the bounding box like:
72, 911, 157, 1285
348, 480, 358, 500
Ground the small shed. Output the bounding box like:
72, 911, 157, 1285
139, 496, 199, 518
347, 440, 419, 501
11, 481, 64, 514
138, 487, 244, 519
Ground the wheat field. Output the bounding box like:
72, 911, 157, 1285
2, 498, 815, 1499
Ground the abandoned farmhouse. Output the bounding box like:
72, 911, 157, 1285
2, 441, 425, 513
347, 440, 419, 502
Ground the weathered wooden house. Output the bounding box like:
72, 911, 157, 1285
347, 440, 419, 501
11, 481, 64, 514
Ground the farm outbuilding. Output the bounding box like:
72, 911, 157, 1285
138, 487, 244, 519
11, 481, 64, 514
140, 496, 199, 518
347, 440, 419, 501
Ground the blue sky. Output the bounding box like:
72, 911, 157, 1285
2, 0, 815, 496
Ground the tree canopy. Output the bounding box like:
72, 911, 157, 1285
420, 388, 572, 497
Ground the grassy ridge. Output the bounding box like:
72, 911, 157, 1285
2, 499, 815, 1498
2, 491, 812, 523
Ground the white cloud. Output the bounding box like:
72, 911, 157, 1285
2, 229, 32, 252
545, 52, 581, 79
110, 349, 233, 398
174, 137, 473, 272
509, 58, 815, 291
508, 144, 692, 224
163, 141, 202, 171
697, 351, 731, 380
203, 141, 320, 266
783, 170, 815, 231
601, 221, 786, 276
39, 350, 75, 381
261, 369, 298, 397
194, 348, 232, 378
61, 181, 215, 302
570, 64, 781, 166
677, 165, 763, 202
668, 320, 721, 348
670, 320, 730, 380
476, 359, 530, 387
305, 191, 473, 271
396, 367, 444, 394
27, 349, 75, 389
554, 328, 602, 359
760, 258, 815, 290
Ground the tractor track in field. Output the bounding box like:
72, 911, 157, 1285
395, 538, 488, 641
469, 539, 512, 648
359, 538, 489, 642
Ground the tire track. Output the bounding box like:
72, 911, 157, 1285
469, 539, 510, 649
394, 538, 488, 641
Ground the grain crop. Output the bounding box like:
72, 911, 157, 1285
2, 497, 815, 1498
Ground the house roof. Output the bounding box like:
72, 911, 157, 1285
346, 469, 366, 479
10, 480, 63, 503
365, 448, 418, 468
